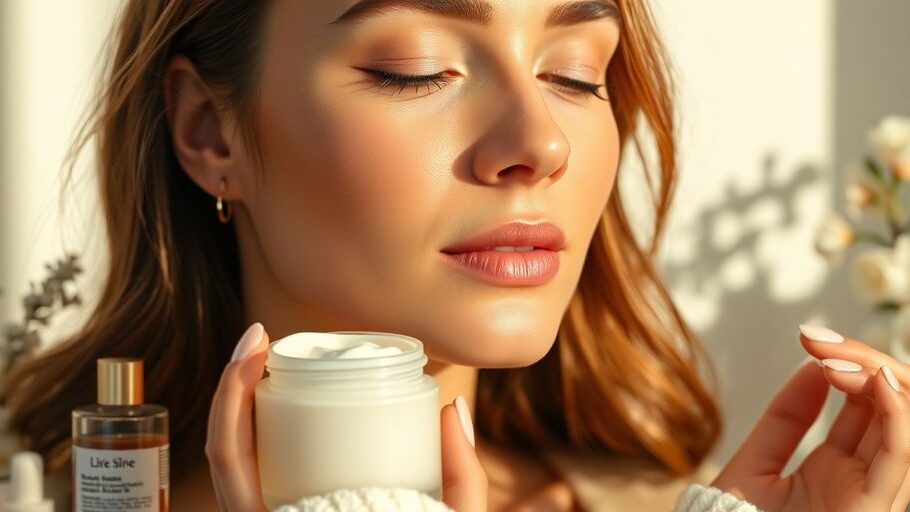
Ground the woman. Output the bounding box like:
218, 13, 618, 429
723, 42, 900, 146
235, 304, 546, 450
3, 0, 909, 510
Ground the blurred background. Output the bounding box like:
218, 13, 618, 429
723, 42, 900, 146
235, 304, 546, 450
1, 0, 909, 479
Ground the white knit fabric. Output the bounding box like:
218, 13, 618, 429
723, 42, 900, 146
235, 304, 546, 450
273, 482, 760, 511
272, 488, 453, 512
672, 483, 763, 512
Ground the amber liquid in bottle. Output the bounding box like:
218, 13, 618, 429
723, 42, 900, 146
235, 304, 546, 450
72, 359, 169, 512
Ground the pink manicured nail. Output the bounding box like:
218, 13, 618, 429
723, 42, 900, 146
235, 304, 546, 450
454, 395, 475, 448
821, 358, 863, 372
799, 324, 844, 343
882, 364, 901, 392
231, 322, 264, 362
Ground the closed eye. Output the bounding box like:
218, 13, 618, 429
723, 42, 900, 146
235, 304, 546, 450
358, 68, 609, 101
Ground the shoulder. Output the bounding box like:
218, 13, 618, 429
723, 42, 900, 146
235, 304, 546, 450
540, 447, 721, 511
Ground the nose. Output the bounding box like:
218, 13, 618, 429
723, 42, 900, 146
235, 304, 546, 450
470, 73, 571, 187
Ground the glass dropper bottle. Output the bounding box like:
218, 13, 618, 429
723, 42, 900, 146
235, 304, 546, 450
72, 358, 169, 511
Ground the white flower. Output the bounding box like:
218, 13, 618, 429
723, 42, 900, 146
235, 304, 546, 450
814, 214, 855, 261
845, 183, 876, 207
844, 163, 882, 220
868, 115, 910, 180
850, 236, 910, 304
896, 233, 910, 266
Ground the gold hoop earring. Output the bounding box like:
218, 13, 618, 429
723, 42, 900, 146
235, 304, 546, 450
216, 177, 233, 223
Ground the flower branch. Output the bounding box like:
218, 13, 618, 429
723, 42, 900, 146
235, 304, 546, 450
815, 115, 910, 361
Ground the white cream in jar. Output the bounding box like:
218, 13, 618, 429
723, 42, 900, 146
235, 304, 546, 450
255, 332, 440, 510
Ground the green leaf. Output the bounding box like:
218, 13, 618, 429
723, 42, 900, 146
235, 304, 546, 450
865, 156, 887, 184
875, 300, 903, 313
854, 229, 892, 247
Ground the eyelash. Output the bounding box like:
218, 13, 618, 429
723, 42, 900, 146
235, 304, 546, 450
362, 69, 609, 102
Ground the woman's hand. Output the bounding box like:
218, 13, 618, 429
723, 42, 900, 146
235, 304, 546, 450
711, 325, 910, 512
205, 322, 488, 512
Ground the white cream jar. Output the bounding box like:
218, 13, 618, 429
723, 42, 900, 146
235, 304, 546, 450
255, 331, 441, 510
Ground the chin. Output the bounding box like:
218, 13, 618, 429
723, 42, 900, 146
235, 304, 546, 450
417, 321, 561, 369
390, 292, 568, 368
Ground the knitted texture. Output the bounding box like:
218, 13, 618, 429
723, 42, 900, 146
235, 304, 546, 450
273, 488, 453, 512
672, 483, 763, 512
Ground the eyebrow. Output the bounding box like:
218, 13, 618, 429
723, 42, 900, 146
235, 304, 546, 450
330, 0, 621, 29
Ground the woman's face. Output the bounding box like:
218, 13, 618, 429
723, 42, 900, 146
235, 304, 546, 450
232, 0, 621, 367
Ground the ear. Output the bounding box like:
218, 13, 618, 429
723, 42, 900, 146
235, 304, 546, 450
163, 54, 241, 200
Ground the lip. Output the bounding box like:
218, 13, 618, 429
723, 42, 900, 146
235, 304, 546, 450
441, 221, 566, 254
440, 221, 565, 286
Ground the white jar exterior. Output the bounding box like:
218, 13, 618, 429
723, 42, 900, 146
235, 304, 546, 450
254, 332, 440, 510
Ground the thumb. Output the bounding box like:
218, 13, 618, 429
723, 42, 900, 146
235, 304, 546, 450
723, 357, 830, 477
206, 322, 271, 512
441, 396, 487, 512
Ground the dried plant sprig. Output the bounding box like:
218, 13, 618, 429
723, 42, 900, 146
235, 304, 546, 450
1, 253, 83, 376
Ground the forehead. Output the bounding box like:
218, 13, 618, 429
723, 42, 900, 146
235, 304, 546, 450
329, 0, 621, 29
267, 0, 620, 36
257, 0, 621, 78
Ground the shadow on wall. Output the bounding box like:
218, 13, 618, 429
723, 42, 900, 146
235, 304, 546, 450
660, 155, 862, 475
659, 0, 910, 493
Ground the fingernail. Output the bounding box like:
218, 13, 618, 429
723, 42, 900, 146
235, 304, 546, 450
821, 358, 863, 372
231, 322, 264, 362
799, 324, 844, 344
454, 395, 475, 448
882, 364, 901, 392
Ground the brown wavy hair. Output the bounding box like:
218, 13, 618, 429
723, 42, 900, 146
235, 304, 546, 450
1, 0, 721, 483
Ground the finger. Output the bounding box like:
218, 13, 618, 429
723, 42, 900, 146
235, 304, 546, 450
890, 467, 910, 512
814, 358, 881, 462
819, 359, 890, 464
864, 365, 910, 504
816, 356, 871, 393
828, 363, 910, 511
206, 322, 270, 512
799, 324, 910, 388
441, 396, 487, 512
856, 415, 882, 466
826, 391, 875, 455
724, 358, 829, 476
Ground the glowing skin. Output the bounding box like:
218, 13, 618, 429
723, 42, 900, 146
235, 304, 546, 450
167, 1, 621, 508
168, 4, 910, 512
230, 0, 620, 369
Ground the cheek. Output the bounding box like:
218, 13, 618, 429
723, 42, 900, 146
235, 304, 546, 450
557, 105, 620, 245
260, 99, 431, 238
246, 73, 448, 319
244, 62, 621, 367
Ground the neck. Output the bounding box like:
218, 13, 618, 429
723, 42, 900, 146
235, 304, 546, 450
426, 360, 478, 413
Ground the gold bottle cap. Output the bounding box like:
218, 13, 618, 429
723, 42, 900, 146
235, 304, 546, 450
97, 358, 144, 406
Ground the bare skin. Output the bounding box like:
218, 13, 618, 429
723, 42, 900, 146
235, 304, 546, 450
165, 0, 619, 509
161, 0, 910, 509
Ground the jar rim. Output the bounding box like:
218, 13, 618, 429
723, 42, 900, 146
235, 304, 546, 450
266, 331, 426, 371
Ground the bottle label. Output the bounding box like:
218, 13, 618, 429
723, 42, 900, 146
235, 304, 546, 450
73, 444, 168, 511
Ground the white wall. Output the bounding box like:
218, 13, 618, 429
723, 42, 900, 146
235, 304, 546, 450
642, 0, 910, 472
0, 1, 121, 337
2, 0, 910, 480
